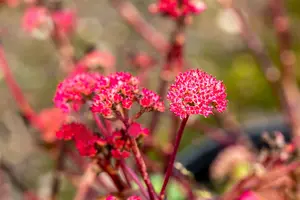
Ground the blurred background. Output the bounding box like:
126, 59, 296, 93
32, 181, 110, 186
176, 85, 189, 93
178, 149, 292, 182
0, 0, 300, 199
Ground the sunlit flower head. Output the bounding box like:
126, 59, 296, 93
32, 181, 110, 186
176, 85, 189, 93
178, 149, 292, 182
167, 69, 227, 118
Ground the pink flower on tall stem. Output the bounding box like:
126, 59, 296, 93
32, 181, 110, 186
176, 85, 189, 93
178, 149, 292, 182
150, 0, 206, 18
160, 69, 227, 199
167, 69, 227, 118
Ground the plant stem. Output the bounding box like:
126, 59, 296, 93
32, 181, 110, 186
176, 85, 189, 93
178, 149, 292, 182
0, 45, 43, 131
121, 161, 150, 200
97, 160, 126, 192
92, 112, 109, 137
129, 137, 157, 200
159, 116, 189, 199
50, 141, 66, 200
73, 163, 97, 200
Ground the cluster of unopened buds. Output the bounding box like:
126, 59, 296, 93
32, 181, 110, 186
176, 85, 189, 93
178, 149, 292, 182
54, 72, 164, 158
149, 0, 207, 19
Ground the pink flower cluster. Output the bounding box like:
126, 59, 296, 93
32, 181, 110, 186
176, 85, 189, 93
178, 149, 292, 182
167, 69, 227, 118
53, 71, 164, 116
150, 0, 206, 18
56, 122, 149, 158
53, 73, 108, 112
22, 6, 76, 38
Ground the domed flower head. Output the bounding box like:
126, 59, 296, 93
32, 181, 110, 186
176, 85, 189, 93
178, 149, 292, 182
92, 72, 164, 117
150, 0, 206, 19
167, 69, 227, 118
53, 73, 108, 112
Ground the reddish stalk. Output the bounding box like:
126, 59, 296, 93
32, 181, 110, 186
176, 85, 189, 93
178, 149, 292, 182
149, 6, 186, 135
110, 0, 168, 54
0, 45, 43, 131
159, 116, 189, 199
268, 0, 300, 148
121, 161, 150, 200
129, 138, 157, 200
97, 160, 126, 192
92, 112, 110, 137
74, 163, 97, 200
120, 161, 132, 188
50, 141, 66, 200
0, 160, 40, 200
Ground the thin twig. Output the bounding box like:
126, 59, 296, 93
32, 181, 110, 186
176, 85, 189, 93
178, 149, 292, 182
74, 163, 97, 200
0, 45, 44, 131
121, 161, 150, 200
130, 138, 157, 200
110, 0, 169, 54
50, 141, 66, 200
268, 0, 300, 148
0, 160, 39, 200
149, 6, 186, 135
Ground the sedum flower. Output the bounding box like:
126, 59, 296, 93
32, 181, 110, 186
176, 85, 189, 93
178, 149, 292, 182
53, 73, 107, 112
167, 69, 227, 118
150, 0, 206, 19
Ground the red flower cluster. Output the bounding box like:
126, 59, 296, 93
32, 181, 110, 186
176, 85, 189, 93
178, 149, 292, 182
167, 69, 227, 118
56, 123, 105, 156
56, 122, 149, 158
108, 123, 149, 159
150, 0, 206, 18
91, 72, 164, 117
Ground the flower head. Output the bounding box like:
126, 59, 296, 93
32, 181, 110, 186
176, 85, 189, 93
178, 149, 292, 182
22, 6, 54, 39
54, 73, 105, 112
150, 0, 206, 18
91, 72, 164, 117
139, 88, 165, 112
51, 9, 76, 35
167, 69, 227, 118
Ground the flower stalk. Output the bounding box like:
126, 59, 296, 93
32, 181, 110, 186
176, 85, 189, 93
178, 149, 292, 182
159, 116, 189, 199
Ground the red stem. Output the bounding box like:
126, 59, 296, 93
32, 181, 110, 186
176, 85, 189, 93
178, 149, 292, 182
110, 0, 168, 54
92, 112, 110, 137
73, 163, 97, 200
0, 46, 43, 131
129, 137, 157, 200
121, 161, 150, 200
159, 116, 189, 199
